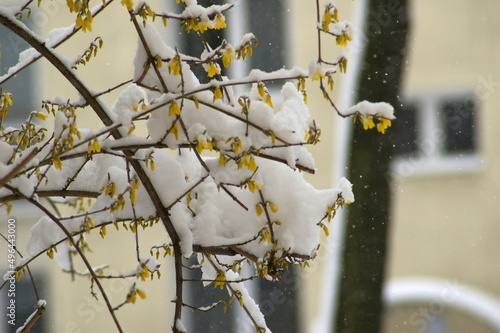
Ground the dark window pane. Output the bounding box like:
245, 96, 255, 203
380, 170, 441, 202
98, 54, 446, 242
442, 96, 476, 153
0, 24, 38, 126
183, 257, 236, 332
257, 268, 299, 333
1, 272, 47, 333
247, 0, 287, 73
175, 0, 225, 83
392, 102, 418, 157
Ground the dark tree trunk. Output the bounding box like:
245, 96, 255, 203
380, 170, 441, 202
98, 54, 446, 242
334, 1, 410, 332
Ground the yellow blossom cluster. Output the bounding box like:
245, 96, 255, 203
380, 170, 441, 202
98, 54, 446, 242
181, 13, 227, 34
322, 3, 339, 32
213, 271, 226, 289
196, 136, 214, 154
336, 32, 352, 47
204, 62, 220, 78
121, 0, 134, 11
257, 82, 274, 108
87, 138, 101, 154
67, 0, 94, 32
355, 116, 392, 134
126, 287, 147, 304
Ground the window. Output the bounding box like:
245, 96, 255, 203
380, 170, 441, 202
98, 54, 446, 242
167, 0, 289, 85
391, 91, 480, 176
0, 272, 48, 333
0, 22, 39, 127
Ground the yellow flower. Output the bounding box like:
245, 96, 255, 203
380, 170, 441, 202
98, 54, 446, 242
121, 0, 133, 11
213, 87, 223, 100
219, 154, 227, 166
87, 139, 101, 154
170, 123, 179, 140
323, 225, 330, 237
214, 271, 226, 289
126, 290, 137, 304
82, 17, 92, 32
268, 202, 279, 213
197, 19, 209, 33
35, 112, 48, 121
196, 138, 213, 154
257, 83, 266, 97
265, 95, 274, 108
168, 57, 181, 76
169, 101, 181, 116
338, 57, 348, 73
130, 189, 136, 204
255, 204, 263, 216
137, 289, 147, 299
222, 47, 235, 68
214, 14, 227, 29
322, 9, 332, 31
376, 118, 392, 134
54, 157, 63, 169
336, 33, 352, 47
99, 225, 107, 238
205, 62, 220, 77
155, 56, 163, 69
360, 116, 376, 130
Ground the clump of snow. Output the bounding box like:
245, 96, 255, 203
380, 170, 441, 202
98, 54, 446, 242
26, 217, 66, 257
343, 100, 395, 119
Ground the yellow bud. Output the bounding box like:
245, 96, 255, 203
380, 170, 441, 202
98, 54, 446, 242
121, 0, 134, 11
168, 57, 181, 76
222, 48, 235, 68
126, 291, 137, 304
257, 83, 266, 98
205, 62, 220, 77
156, 56, 163, 69
99, 225, 107, 238
213, 87, 223, 100
193, 97, 200, 109
218, 154, 227, 166
265, 94, 274, 108
214, 13, 227, 29
35, 112, 48, 120
255, 204, 263, 216
130, 189, 136, 204
169, 101, 181, 116
54, 157, 63, 169
137, 289, 147, 299
268, 202, 279, 213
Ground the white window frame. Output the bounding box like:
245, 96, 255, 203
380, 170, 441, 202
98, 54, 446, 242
391, 89, 482, 178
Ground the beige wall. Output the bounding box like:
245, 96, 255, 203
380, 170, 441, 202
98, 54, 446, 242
385, 0, 500, 331
388, 0, 500, 293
